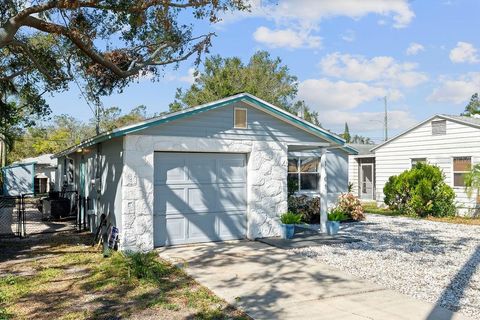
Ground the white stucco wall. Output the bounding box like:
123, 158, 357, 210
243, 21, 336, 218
121, 135, 288, 251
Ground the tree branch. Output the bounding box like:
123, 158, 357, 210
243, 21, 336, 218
0, 67, 29, 81
10, 39, 55, 82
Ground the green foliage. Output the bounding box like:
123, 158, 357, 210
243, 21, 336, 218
461, 93, 480, 117
341, 122, 351, 143
1, 1, 248, 154
287, 195, 320, 223
349, 134, 374, 144
383, 163, 456, 217
8, 106, 148, 163
336, 193, 365, 220
170, 51, 321, 125
280, 212, 302, 225
328, 208, 347, 221
464, 163, 480, 200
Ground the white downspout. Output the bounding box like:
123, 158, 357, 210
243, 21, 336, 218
319, 148, 328, 233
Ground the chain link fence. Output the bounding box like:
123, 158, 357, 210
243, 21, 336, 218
0, 191, 89, 237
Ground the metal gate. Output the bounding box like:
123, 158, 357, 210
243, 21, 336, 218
0, 191, 90, 237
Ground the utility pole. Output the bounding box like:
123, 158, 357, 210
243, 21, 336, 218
95, 103, 101, 135
384, 96, 388, 141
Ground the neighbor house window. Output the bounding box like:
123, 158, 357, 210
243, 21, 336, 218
234, 107, 247, 129
411, 158, 427, 167
432, 120, 447, 135
34, 176, 49, 194
288, 157, 320, 192
453, 156, 471, 187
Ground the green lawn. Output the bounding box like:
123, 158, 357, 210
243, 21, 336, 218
0, 233, 249, 320
362, 202, 480, 225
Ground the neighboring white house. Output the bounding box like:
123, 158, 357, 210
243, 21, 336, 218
52, 93, 357, 251
2, 154, 57, 196
348, 143, 377, 202
369, 114, 480, 216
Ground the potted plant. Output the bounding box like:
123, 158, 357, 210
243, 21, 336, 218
327, 208, 346, 236
279, 212, 302, 239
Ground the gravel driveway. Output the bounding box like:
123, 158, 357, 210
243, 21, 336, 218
294, 214, 480, 319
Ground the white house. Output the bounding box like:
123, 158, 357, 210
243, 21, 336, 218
348, 144, 377, 202
2, 154, 57, 196
52, 93, 357, 251
366, 114, 480, 216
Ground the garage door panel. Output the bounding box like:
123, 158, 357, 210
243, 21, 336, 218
218, 186, 247, 210
187, 187, 220, 212
154, 152, 246, 247
154, 158, 186, 184
218, 159, 246, 183
187, 214, 217, 241
187, 158, 217, 183
218, 213, 245, 239
154, 186, 188, 214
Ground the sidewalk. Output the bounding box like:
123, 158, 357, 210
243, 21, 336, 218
158, 240, 470, 320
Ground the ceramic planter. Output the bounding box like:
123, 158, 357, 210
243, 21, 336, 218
281, 224, 295, 239
326, 221, 340, 235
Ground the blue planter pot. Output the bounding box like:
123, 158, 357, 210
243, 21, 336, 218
326, 221, 340, 235
281, 224, 295, 239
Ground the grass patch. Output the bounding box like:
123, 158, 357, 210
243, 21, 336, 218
0, 233, 249, 320
362, 202, 480, 225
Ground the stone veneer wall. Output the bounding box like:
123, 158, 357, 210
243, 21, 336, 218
121, 135, 288, 251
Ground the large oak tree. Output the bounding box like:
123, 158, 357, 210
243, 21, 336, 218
0, 0, 248, 143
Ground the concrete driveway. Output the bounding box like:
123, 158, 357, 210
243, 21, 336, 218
158, 241, 470, 320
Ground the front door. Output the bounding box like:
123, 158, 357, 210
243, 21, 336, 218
360, 164, 374, 200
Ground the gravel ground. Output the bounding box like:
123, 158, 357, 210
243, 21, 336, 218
294, 214, 480, 319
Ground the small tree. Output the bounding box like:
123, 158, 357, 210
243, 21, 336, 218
464, 163, 480, 202
342, 122, 351, 143
383, 163, 456, 217
461, 93, 480, 117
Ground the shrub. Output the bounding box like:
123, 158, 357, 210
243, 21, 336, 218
287, 195, 320, 223
383, 162, 456, 217
337, 193, 365, 221
328, 208, 347, 222
280, 212, 302, 224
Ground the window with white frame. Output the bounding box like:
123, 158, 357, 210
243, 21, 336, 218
234, 107, 247, 129
411, 158, 427, 167
453, 156, 471, 187
287, 157, 320, 192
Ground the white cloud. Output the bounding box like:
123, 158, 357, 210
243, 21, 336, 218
319, 52, 428, 87
320, 109, 417, 133
341, 29, 355, 42
298, 78, 389, 110
224, 0, 414, 49
449, 42, 479, 63
262, 0, 414, 29
406, 42, 425, 55
428, 72, 480, 104
178, 68, 197, 84
253, 26, 321, 48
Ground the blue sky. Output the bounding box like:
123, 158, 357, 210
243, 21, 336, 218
46, 0, 480, 143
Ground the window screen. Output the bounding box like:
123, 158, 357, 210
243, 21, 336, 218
411, 158, 427, 167
453, 157, 471, 187
234, 108, 247, 128
287, 157, 320, 192
432, 120, 446, 135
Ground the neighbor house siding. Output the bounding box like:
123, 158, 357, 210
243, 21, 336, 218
348, 156, 359, 197
139, 101, 322, 144
375, 117, 480, 215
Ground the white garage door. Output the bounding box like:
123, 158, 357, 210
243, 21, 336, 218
153, 152, 247, 246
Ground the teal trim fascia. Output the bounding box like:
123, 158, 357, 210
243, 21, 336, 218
2, 161, 37, 170
53, 93, 351, 157
341, 145, 359, 155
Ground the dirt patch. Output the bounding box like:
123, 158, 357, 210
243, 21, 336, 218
0, 232, 250, 320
